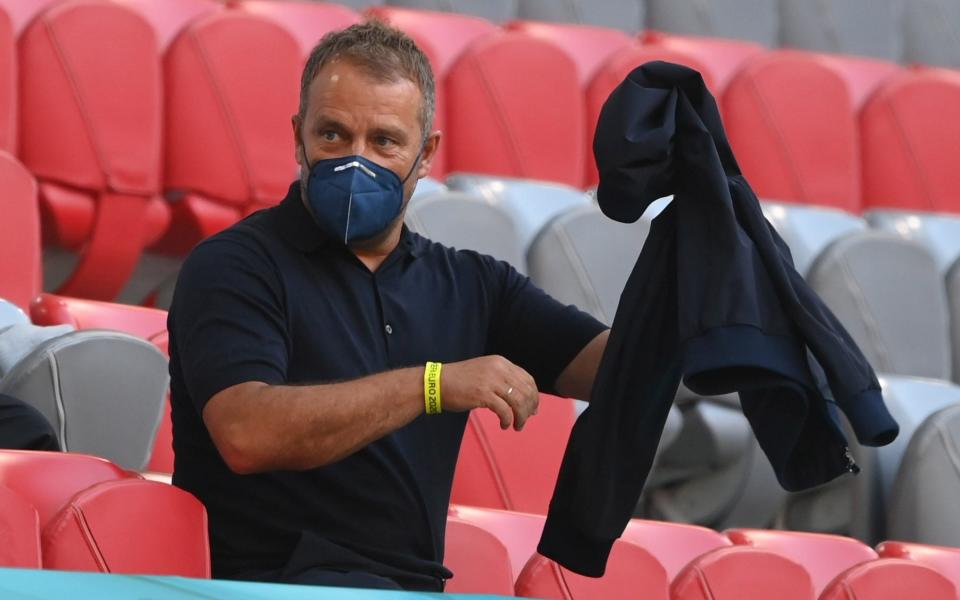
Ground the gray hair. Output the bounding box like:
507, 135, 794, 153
298, 20, 436, 140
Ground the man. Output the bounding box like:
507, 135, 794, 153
169, 20, 609, 591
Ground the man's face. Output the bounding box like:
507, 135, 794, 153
293, 59, 439, 220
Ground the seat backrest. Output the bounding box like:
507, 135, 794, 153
447, 504, 546, 580
405, 190, 526, 272
641, 32, 765, 95
0, 450, 132, 528
671, 546, 815, 600
515, 0, 644, 33
867, 211, 960, 275
237, 1, 360, 57
807, 232, 951, 380
819, 558, 957, 600
113, 0, 221, 51
760, 201, 867, 277
861, 71, 960, 215
30, 293, 168, 342
950, 261, 960, 383
444, 517, 514, 594
41, 478, 209, 577
888, 403, 960, 547
903, 0, 960, 68
19, 1, 161, 197
816, 54, 902, 110
384, 0, 516, 22
645, 0, 778, 46
621, 519, 732, 581
0, 299, 29, 330
445, 32, 585, 187
164, 11, 301, 209
0, 0, 62, 35
452, 394, 576, 514
0, 485, 41, 568
877, 541, 960, 590
725, 529, 878, 596
506, 21, 634, 87
515, 540, 671, 600
0, 8, 13, 153
0, 331, 168, 470
779, 0, 902, 62
0, 153, 40, 309
527, 203, 651, 325
723, 51, 859, 212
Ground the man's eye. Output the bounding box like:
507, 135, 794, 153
375, 136, 395, 147
321, 131, 338, 141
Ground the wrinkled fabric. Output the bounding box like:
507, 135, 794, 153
538, 61, 899, 577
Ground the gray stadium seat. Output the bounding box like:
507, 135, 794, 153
412, 176, 447, 199
0, 298, 28, 330
807, 232, 951, 380
384, 0, 516, 22
949, 261, 960, 383
888, 402, 960, 546
645, 0, 778, 47
778, 0, 903, 61
761, 202, 868, 277
903, 0, 960, 67
405, 190, 527, 272
327, 0, 382, 9
515, 0, 645, 33
0, 330, 168, 470
867, 211, 960, 275
447, 175, 591, 259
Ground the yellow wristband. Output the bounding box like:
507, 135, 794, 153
424, 362, 442, 415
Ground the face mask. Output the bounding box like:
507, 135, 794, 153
302, 150, 420, 245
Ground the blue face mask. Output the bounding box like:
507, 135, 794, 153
303, 151, 420, 245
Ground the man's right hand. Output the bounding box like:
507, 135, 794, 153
440, 356, 539, 431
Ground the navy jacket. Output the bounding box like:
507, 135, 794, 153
537, 62, 899, 576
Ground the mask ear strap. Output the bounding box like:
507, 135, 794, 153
400, 144, 425, 184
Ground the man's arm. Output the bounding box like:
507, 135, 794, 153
553, 329, 609, 401
203, 355, 540, 474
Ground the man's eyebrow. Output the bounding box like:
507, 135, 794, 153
371, 125, 409, 142
311, 115, 348, 131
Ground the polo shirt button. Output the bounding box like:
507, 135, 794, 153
384, 324, 393, 335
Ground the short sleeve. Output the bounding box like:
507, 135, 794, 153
486, 259, 607, 394
169, 234, 289, 413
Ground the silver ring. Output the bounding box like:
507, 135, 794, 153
506, 386, 514, 396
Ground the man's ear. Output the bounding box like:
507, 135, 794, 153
416, 130, 441, 179
291, 114, 304, 165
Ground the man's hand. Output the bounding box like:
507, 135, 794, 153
442, 356, 539, 431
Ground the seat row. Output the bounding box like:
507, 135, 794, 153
0, 1, 958, 303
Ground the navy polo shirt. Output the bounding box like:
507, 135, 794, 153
168, 182, 606, 590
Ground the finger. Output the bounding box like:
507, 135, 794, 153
499, 380, 534, 431
484, 393, 514, 430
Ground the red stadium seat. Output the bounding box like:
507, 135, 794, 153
445, 31, 586, 187
236, 1, 360, 58
0, 153, 40, 309
0, 0, 62, 35
157, 11, 301, 255
515, 540, 671, 600
671, 546, 815, 600
448, 504, 546, 581
622, 519, 732, 581
452, 394, 575, 514
0, 485, 41, 568
18, 0, 168, 300
365, 6, 498, 177
0, 8, 14, 152
114, 0, 221, 51
819, 558, 957, 600
878, 541, 960, 590
506, 21, 634, 86
726, 529, 877, 596
42, 478, 209, 576
860, 70, 960, 214
444, 517, 514, 595
722, 50, 860, 212
642, 31, 765, 94
818, 54, 902, 110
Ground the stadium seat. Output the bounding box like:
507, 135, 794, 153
444, 518, 514, 595
330, 0, 381, 10
671, 546, 815, 600
779, 0, 903, 62
878, 541, 960, 590
384, 0, 516, 23
235, 1, 360, 57
807, 232, 951, 380
0, 331, 168, 470
18, 1, 168, 301
506, 21, 634, 86
0, 8, 13, 152
405, 190, 526, 272
645, 0, 778, 47
620, 519, 731, 581
0, 153, 40, 309
950, 263, 960, 382
157, 11, 301, 255
903, 0, 960, 68
0, 298, 29, 329
0, 0, 62, 35
761, 202, 867, 277
819, 558, 957, 600
41, 478, 209, 576
725, 529, 877, 596
446, 175, 591, 256
722, 51, 860, 212
515, 0, 644, 33
817, 54, 903, 110
515, 540, 671, 599
411, 176, 446, 198
0, 485, 41, 568
447, 504, 546, 580
113, 0, 221, 50
868, 211, 960, 276
445, 32, 586, 187
888, 403, 960, 547
641, 32, 765, 95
